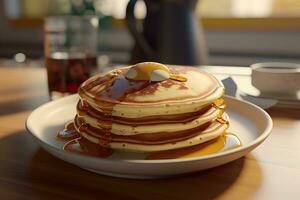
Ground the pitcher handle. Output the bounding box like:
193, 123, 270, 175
126, 0, 155, 59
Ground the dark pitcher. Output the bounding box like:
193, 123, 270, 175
126, 0, 208, 65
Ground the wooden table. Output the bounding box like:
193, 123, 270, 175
0, 66, 299, 200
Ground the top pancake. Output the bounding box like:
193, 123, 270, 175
79, 66, 224, 118
80, 66, 223, 103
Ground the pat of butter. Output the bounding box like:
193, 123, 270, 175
125, 62, 171, 82
125, 62, 187, 82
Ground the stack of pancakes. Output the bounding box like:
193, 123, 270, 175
74, 64, 228, 152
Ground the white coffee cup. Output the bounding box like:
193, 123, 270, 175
251, 62, 300, 97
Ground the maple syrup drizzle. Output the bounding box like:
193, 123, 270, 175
146, 132, 242, 160
58, 121, 113, 158
212, 98, 229, 125
56, 121, 80, 141
63, 137, 113, 157
78, 71, 154, 148
170, 74, 187, 82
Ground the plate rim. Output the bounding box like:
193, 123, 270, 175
26, 95, 273, 164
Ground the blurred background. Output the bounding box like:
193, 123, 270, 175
1, 0, 300, 67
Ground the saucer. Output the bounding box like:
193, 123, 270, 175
237, 90, 300, 109
235, 76, 300, 109
26, 95, 272, 179
239, 79, 300, 101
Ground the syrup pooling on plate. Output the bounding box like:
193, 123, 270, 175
56, 121, 80, 141
64, 137, 113, 157
146, 133, 241, 160
59, 122, 113, 157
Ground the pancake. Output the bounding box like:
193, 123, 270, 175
79, 65, 224, 118
77, 115, 228, 152
78, 106, 221, 135
74, 62, 228, 152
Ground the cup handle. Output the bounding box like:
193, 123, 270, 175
126, 0, 155, 59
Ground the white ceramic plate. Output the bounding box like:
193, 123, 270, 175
26, 95, 272, 179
